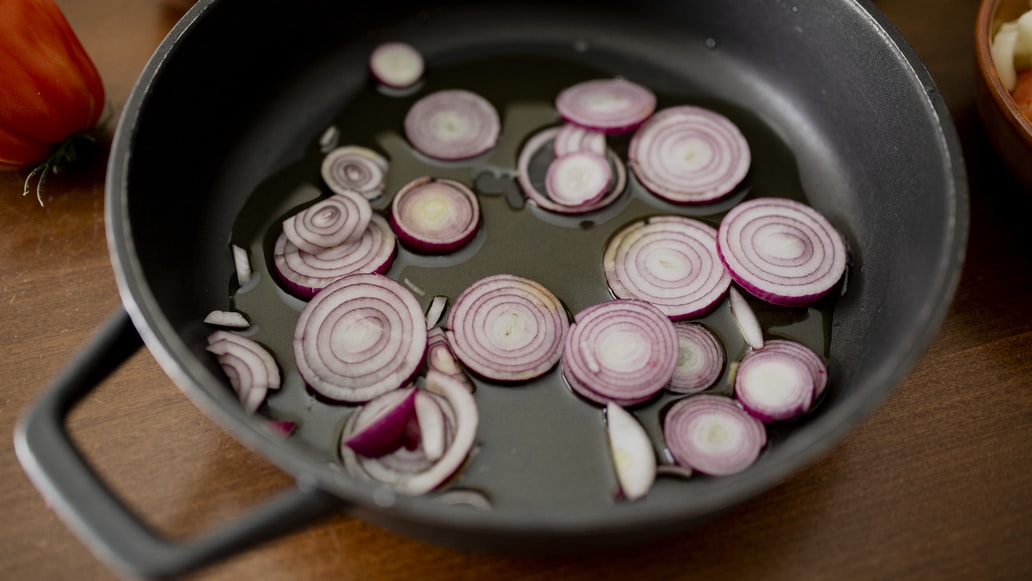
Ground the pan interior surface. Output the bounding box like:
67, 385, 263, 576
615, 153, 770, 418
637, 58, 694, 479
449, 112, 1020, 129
108, 0, 965, 548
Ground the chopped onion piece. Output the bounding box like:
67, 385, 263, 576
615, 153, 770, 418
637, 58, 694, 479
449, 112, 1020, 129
605, 402, 656, 501
415, 391, 447, 461
426, 327, 474, 391
554, 123, 606, 156
446, 274, 569, 382
369, 42, 424, 89
734, 349, 814, 422
282, 191, 372, 253
663, 394, 766, 476
203, 310, 250, 329
425, 295, 448, 329
655, 464, 694, 480
232, 244, 252, 287
321, 146, 389, 200
556, 78, 656, 134
319, 125, 340, 153
668, 322, 725, 394
604, 215, 731, 319
294, 273, 427, 403
404, 89, 500, 161
273, 214, 397, 300
728, 287, 764, 350
390, 177, 480, 254
517, 126, 627, 215
562, 300, 678, 406
343, 387, 419, 457
545, 151, 612, 207
717, 197, 847, 307
629, 105, 750, 204
206, 331, 281, 414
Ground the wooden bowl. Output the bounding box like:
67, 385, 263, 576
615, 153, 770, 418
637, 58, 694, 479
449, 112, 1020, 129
976, 0, 1032, 192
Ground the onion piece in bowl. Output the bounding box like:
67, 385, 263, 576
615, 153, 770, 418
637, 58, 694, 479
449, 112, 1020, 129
668, 322, 725, 394
342, 386, 419, 458
517, 126, 627, 215
426, 327, 474, 392
604, 215, 731, 319
404, 89, 500, 161
446, 274, 569, 383
206, 331, 281, 414
605, 402, 656, 501
369, 42, 424, 90
389, 176, 481, 254
294, 273, 427, 403
717, 197, 847, 307
629, 105, 750, 204
321, 146, 389, 200
663, 394, 766, 476
556, 78, 656, 134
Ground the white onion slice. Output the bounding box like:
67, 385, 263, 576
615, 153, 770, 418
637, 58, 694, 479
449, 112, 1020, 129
273, 214, 397, 300
231, 244, 251, 287
717, 197, 847, 307
604, 215, 731, 319
734, 349, 814, 422
446, 274, 569, 382
554, 123, 606, 156
415, 391, 446, 462
404, 89, 500, 161
389, 177, 480, 254
562, 299, 678, 407
668, 322, 725, 394
425, 295, 448, 329
728, 287, 764, 350
545, 151, 612, 207
203, 310, 250, 329
629, 105, 750, 204
517, 126, 627, 215
321, 146, 389, 200
294, 273, 427, 403
369, 42, 424, 89
663, 394, 766, 476
605, 402, 656, 501
282, 191, 372, 253
556, 78, 656, 134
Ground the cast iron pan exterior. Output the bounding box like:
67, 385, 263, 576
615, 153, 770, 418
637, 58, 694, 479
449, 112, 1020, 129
15, 0, 967, 577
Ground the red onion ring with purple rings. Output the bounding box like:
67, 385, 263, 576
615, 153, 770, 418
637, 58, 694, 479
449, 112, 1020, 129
294, 273, 427, 403
629, 105, 751, 204
389, 176, 480, 254
604, 215, 731, 319
555, 78, 657, 134
663, 394, 766, 476
404, 89, 500, 161
342, 386, 419, 457
282, 190, 373, 253
273, 213, 397, 300
728, 286, 764, 350
517, 126, 627, 215
445, 274, 569, 383
562, 299, 678, 407
734, 348, 815, 422
757, 339, 828, 400
668, 322, 725, 394
716, 197, 847, 307
321, 146, 389, 200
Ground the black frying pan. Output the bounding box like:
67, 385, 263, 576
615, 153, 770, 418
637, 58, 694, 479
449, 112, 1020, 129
14, 0, 968, 578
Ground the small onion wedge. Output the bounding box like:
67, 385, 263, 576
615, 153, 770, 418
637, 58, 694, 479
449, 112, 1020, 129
446, 274, 569, 383
545, 151, 612, 207
282, 191, 373, 253
294, 273, 427, 403
321, 146, 389, 200
369, 42, 424, 89
206, 331, 281, 414
390, 177, 480, 254
203, 310, 250, 329
415, 391, 447, 462
426, 327, 474, 392
343, 386, 419, 458
605, 402, 656, 501
663, 394, 766, 476
604, 215, 731, 319
669, 322, 725, 394
404, 89, 500, 161
717, 197, 848, 307
562, 299, 678, 406
734, 348, 814, 422
556, 78, 656, 134
728, 287, 764, 350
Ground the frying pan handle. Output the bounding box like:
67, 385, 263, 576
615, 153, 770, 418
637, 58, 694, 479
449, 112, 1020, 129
14, 309, 342, 580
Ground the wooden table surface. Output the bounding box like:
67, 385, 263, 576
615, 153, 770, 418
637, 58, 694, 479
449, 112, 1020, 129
3, 1, 1030, 579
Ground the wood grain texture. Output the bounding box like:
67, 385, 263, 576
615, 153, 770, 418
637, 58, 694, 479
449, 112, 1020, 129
2, 0, 1030, 579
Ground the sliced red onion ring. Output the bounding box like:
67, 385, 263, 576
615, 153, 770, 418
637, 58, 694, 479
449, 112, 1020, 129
426, 327, 474, 392
668, 322, 725, 394
604, 215, 731, 319
734, 348, 814, 422
605, 402, 656, 501
206, 331, 281, 414
728, 287, 764, 350
404, 89, 500, 161
517, 127, 627, 215
203, 310, 250, 329
390, 177, 480, 254
663, 394, 766, 476
282, 191, 373, 253
759, 339, 828, 400
562, 300, 678, 406
294, 273, 427, 403
556, 78, 656, 134
369, 42, 424, 89
425, 295, 448, 329
717, 197, 848, 307
343, 386, 419, 457
554, 123, 606, 156
273, 214, 397, 300
446, 274, 569, 382
232, 244, 251, 287
321, 146, 389, 200
629, 105, 751, 204
545, 151, 612, 207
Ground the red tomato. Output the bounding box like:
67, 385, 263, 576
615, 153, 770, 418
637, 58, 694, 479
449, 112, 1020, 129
0, 0, 105, 171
